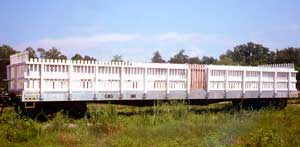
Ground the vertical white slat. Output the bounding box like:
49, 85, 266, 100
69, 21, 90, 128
40, 63, 44, 100
288, 72, 291, 97
14, 65, 18, 91
143, 67, 148, 94
225, 70, 228, 93
120, 66, 124, 98
242, 70, 246, 94
94, 65, 98, 99
274, 71, 277, 96
259, 71, 263, 95
207, 68, 210, 92
166, 67, 170, 95
187, 68, 191, 94
68, 62, 73, 100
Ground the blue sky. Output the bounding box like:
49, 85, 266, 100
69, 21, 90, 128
0, 0, 300, 61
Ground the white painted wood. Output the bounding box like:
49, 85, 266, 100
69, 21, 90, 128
7, 52, 299, 102
68, 62, 72, 99
166, 68, 170, 94
143, 67, 148, 94
288, 72, 291, 94
225, 70, 228, 92
40, 63, 44, 99
187, 69, 191, 94
274, 72, 277, 94
242, 70, 246, 93
207, 68, 210, 92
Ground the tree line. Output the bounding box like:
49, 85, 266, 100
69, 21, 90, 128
1, 42, 300, 88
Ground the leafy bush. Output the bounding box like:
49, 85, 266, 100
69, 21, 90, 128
89, 105, 122, 135
5, 117, 41, 142
249, 128, 280, 146
47, 111, 68, 132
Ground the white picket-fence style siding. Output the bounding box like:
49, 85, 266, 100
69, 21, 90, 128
6, 52, 298, 102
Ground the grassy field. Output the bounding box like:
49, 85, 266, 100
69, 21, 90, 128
0, 101, 300, 147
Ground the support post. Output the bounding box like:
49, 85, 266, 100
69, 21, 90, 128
40, 63, 44, 100
274, 72, 277, 97
206, 68, 210, 98
242, 70, 246, 96
68, 62, 73, 100
259, 71, 262, 97
14, 65, 17, 92
120, 66, 124, 99
186, 68, 191, 95
225, 70, 228, 98
143, 67, 147, 98
288, 72, 291, 97
94, 64, 98, 100
166, 68, 170, 98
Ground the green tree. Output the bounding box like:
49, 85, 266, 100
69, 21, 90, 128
0, 44, 17, 90
37, 48, 46, 58
111, 55, 123, 62
151, 51, 165, 63
0, 44, 18, 59
25, 47, 37, 58
71, 54, 96, 61
218, 54, 236, 65
83, 55, 97, 61
71, 54, 83, 60
188, 56, 202, 64
217, 50, 238, 65
275, 47, 300, 88
37, 47, 67, 59
275, 47, 300, 65
230, 42, 275, 65
169, 49, 189, 64
201, 56, 217, 64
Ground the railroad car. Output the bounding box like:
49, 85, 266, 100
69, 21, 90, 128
6, 52, 298, 115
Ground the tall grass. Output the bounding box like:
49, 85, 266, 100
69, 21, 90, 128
0, 101, 300, 147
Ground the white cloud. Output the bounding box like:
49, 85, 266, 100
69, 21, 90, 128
274, 24, 300, 32
158, 32, 236, 46
17, 33, 141, 50
15, 32, 237, 61
158, 32, 201, 42
285, 24, 300, 31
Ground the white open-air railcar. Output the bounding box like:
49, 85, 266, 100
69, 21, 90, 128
6, 52, 298, 113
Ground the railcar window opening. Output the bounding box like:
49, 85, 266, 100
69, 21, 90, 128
52, 81, 55, 89
82, 80, 85, 89
99, 67, 103, 74
110, 67, 113, 74
135, 68, 138, 74
32, 80, 35, 89
26, 79, 30, 88
33, 65, 36, 71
